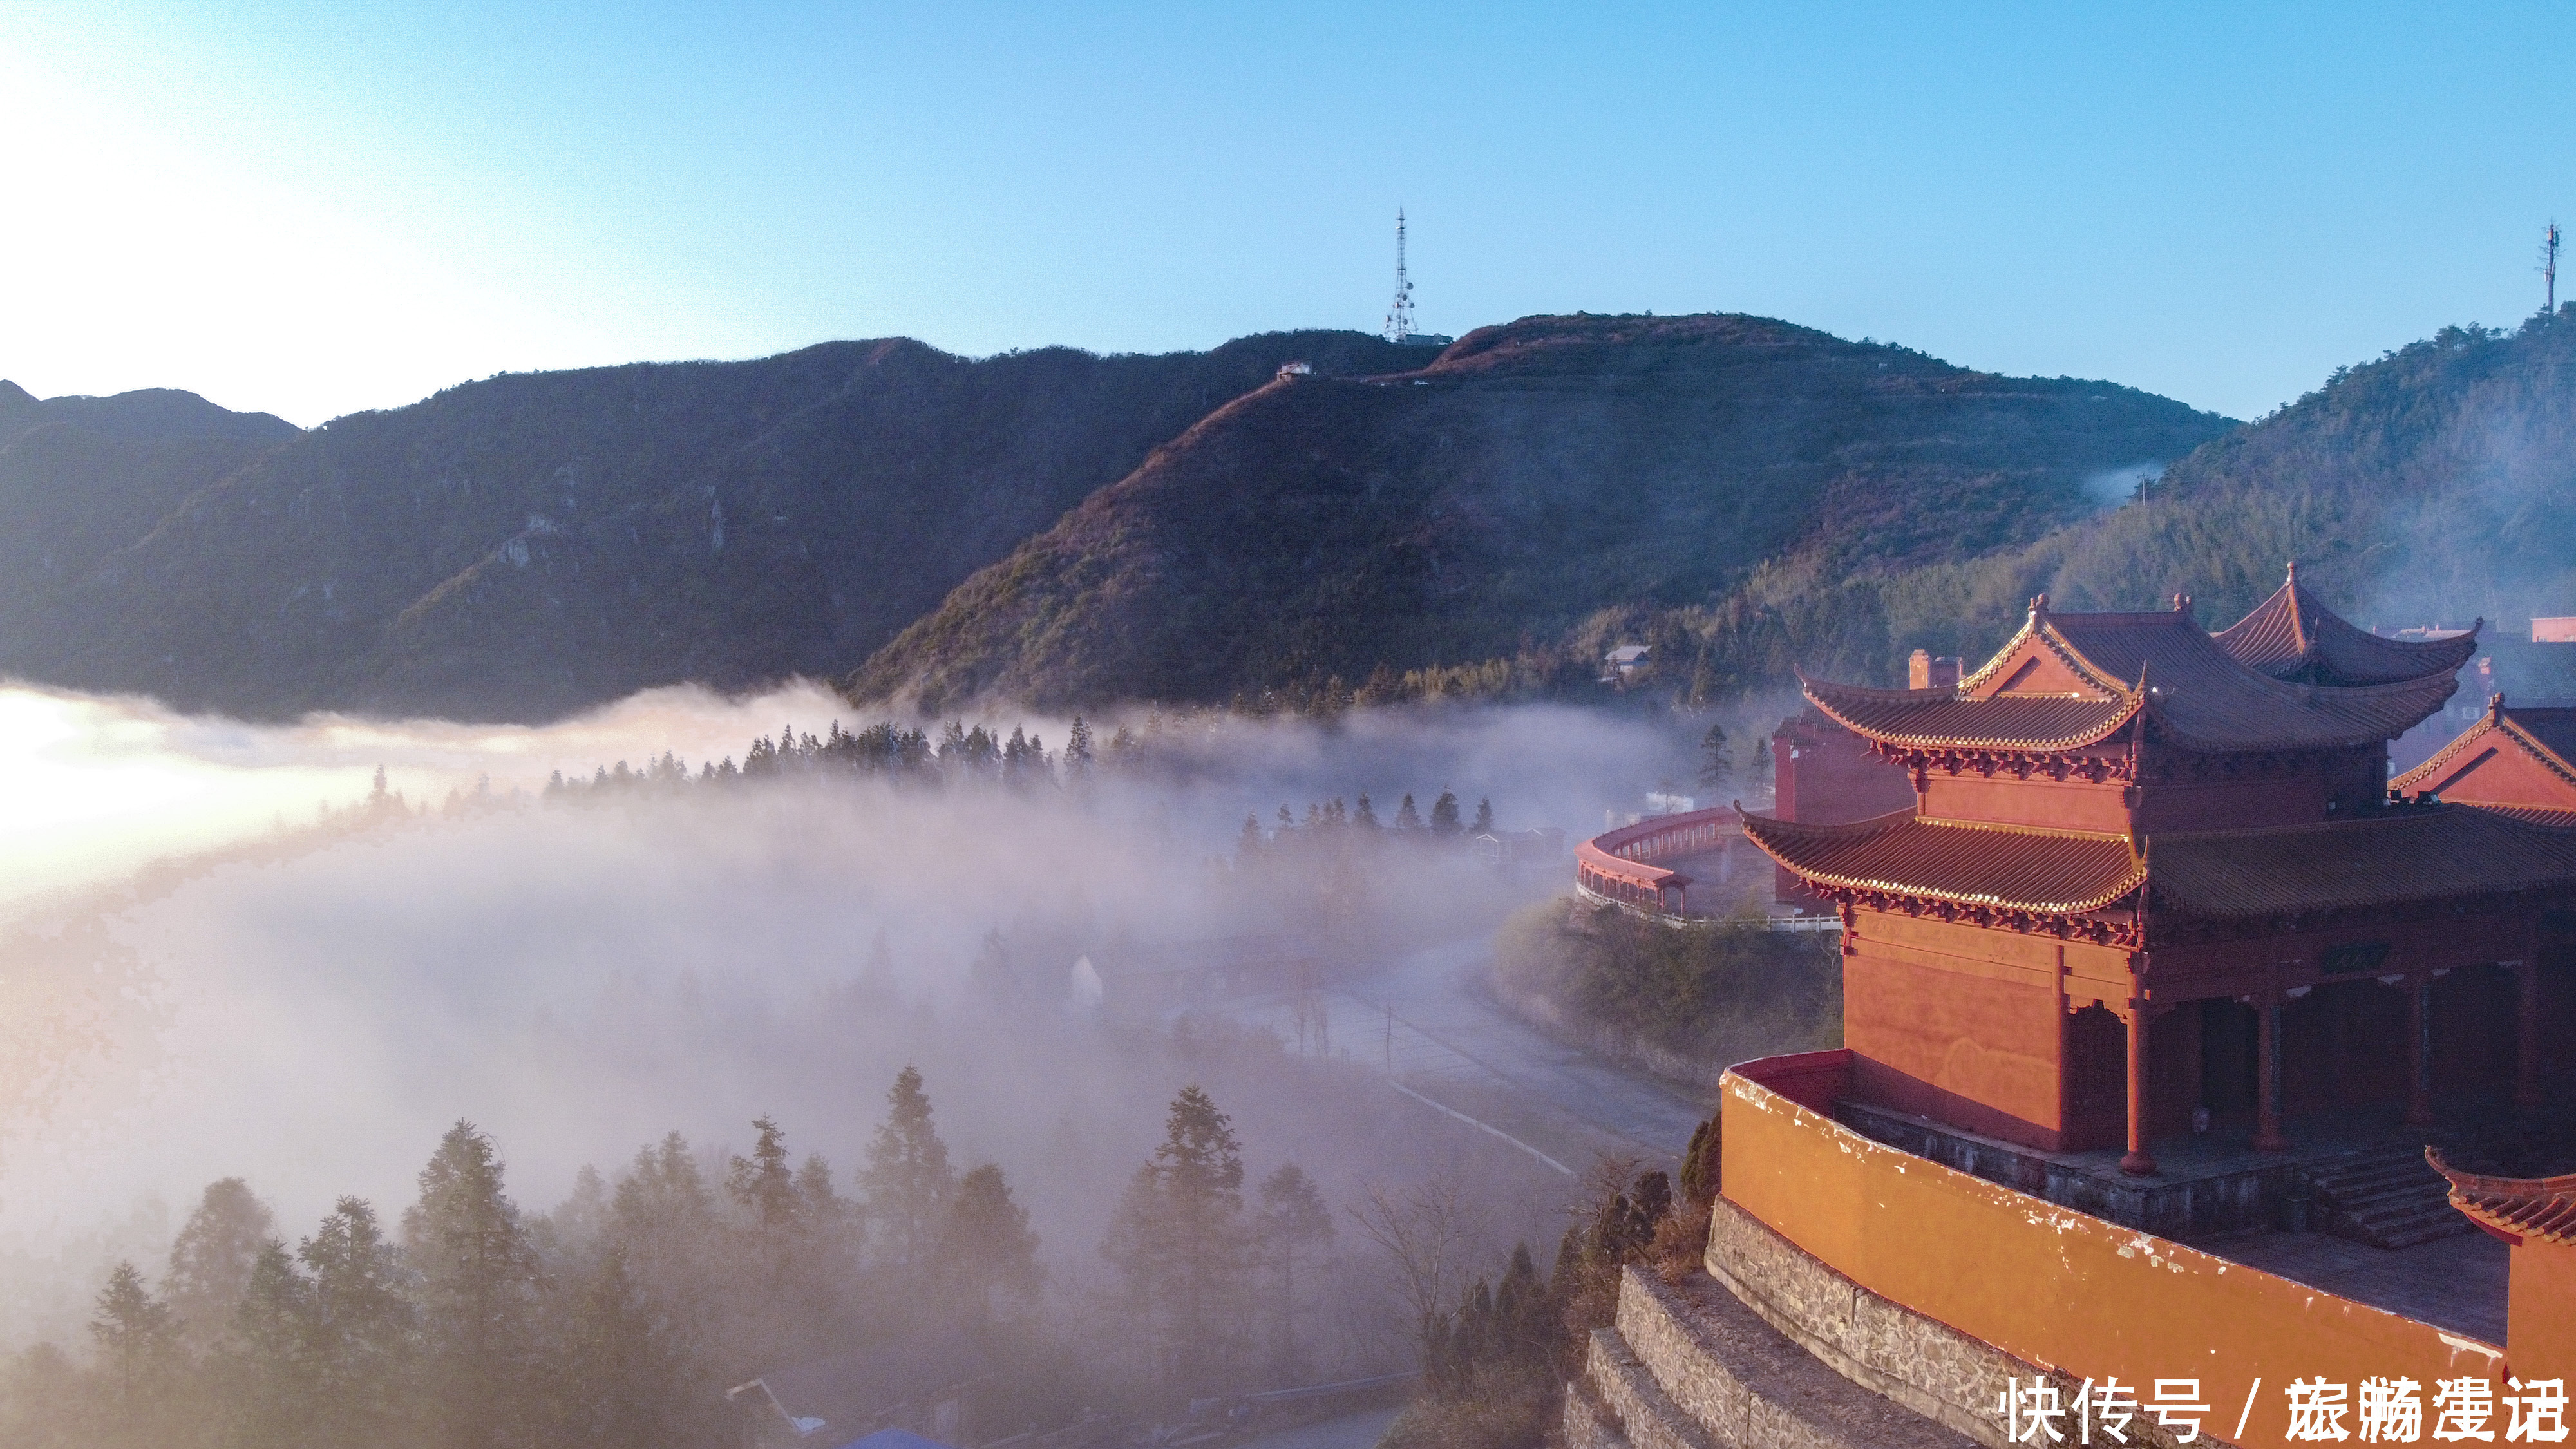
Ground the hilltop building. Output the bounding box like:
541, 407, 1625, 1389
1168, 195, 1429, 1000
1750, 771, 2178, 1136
1742, 574, 2549, 1170
1569, 566, 2574, 1449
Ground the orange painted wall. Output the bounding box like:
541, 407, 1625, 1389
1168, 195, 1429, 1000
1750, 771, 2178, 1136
1722, 1054, 2506, 1449
2510, 1245, 2576, 1383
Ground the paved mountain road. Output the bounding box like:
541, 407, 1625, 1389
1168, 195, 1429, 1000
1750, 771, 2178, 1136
1223, 937, 1716, 1179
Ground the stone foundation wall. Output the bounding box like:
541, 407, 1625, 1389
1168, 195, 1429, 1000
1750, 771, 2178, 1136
1703, 1193, 2209, 1449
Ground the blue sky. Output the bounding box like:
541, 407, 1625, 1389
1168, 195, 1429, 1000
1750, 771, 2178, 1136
3, 3, 2569, 426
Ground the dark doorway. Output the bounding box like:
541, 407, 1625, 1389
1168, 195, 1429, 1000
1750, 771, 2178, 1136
2201, 999, 2258, 1113
2065, 1005, 2126, 1151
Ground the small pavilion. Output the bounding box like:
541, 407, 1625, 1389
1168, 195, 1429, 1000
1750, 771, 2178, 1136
1741, 569, 2572, 1176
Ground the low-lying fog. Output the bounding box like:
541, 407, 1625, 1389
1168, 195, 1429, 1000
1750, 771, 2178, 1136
0, 679, 1736, 1357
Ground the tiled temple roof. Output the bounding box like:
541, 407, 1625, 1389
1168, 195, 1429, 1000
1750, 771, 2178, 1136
2213, 566, 2481, 686
1741, 804, 2576, 920
1808, 607, 2457, 755
1736, 809, 2147, 914
2147, 808, 2576, 916
2428, 1148, 2576, 1246
2394, 698, 2576, 800
1801, 679, 2140, 752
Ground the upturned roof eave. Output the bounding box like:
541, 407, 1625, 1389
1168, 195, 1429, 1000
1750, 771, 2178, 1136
1734, 807, 2148, 916
1797, 674, 2143, 754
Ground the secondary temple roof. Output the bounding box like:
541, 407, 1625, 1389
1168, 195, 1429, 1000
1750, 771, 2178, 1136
2146, 807, 2576, 916
1741, 802, 2576, 920
2393, 697, 2576, 825
2429, 1149, 2576, 1246
1738, 810, 2146, 914
2212, 564, 2481, 686
1806, 603, 2458, 755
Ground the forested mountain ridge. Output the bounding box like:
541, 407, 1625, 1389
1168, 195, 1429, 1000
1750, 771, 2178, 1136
0, 333, 1414, 719
1861, 308, 2576, 677
0, 384, 299, 679
847, 312, 2236, 710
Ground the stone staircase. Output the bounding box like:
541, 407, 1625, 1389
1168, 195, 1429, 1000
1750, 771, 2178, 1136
2309, 1145, 2473, 1249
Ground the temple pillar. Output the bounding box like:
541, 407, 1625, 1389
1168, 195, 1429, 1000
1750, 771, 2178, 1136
2255, 1000, 2289, 1151
2120, 999, 2157, 1176
2405, 976, 2436, 1128
2514, 960, 2545, 1108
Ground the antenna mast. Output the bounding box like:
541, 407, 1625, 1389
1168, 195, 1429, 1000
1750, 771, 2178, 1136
2547, 220, 2562, 315
1383, 209, 1416, 343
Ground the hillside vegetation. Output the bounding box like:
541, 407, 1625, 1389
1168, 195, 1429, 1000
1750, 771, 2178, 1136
1763, 309, 2576, 690
21, 307, 2571, 723
0, 334, 1412, 720
849, 313, 2231, 710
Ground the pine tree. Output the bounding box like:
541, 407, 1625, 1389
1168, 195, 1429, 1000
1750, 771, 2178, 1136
1470, 797, 1495, 835
1395, 793, 1422, 832
216, 1241, 314, 1449
1108, 1085, 1250, 1394
88, 1260, 179, 1421
1065, 715, 1096, 782
1430, 790, 1463, 837
1255, 1164, 1334, 1380
1698, 722, 1734, 790
1679, 1115, 1723, 1208
610, 1133, 718, 1280
403, 1121, 542, 1449
551, 1246, 686, 1448
1353, 793, 1380, 830
940, 1164, 1043, 1318
167, 1177, 275, 1356
726, 1117, 801, 1244
861, 1066, 956, 1278
298, 1198, 412, 1449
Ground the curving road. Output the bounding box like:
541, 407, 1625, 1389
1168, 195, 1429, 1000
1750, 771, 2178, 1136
1229, 936, 1716, 1179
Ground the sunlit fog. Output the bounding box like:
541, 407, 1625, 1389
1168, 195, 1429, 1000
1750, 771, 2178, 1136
0, 679, 1719, 1363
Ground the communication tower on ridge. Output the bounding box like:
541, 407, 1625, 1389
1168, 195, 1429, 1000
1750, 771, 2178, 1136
1381, 209, 1454, 348
2546, 220, 2562, 314
1384, 209, 1417, 343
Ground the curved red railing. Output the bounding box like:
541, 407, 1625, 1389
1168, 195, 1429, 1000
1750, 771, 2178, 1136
1574, 806, 1738, 916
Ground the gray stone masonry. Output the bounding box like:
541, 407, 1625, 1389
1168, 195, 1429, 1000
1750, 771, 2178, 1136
1704, 1193, 2223, 1449
1587, 1325, 1719, 1449
1564, 1374, 1632, 1449
1616, 1265, 1976, 1449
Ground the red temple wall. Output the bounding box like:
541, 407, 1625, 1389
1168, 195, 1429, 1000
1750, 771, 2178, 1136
1843, 911, 2114, 1150
1918, 774, 2129, 833
1918, 769, 2362, 834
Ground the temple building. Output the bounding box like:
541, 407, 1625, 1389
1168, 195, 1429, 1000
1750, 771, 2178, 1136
2395, 694, 2576, 825
1571, 568, 2575, 1449
1740, 574, 2571, 1175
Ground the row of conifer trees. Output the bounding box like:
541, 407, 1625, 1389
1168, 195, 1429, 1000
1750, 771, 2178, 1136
4, 1069, 1385, 1449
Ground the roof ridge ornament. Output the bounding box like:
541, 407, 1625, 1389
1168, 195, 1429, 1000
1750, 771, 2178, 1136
2029, 593, 2049, 621
2493, 692, 2508, 724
